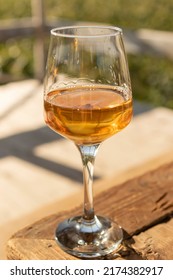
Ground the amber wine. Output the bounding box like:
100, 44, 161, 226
44, 85, 132, 145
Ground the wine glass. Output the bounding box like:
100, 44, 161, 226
44, 26, 132, 258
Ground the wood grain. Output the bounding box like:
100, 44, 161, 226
132, 218, 173, 260
7, 161, 173, 260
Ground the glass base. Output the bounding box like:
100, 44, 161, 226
55, 215, 123, 258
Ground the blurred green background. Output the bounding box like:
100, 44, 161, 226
0, 0, 173, 108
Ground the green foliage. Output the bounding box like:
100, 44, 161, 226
0, 0, 173, 108
44, 0, 173, 31
129, 55, 173, 109
1, 0, 172, 31
0, 0, 31, 19
0, 38, 33, 81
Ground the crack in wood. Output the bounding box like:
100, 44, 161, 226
132, 235, 160, 260
155, 192, 167, 203
162, 203, 173, 211
151, 192, 173, 214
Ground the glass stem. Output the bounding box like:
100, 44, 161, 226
76, 144, 100, 221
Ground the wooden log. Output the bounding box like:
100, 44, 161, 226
7, 161, 173, 259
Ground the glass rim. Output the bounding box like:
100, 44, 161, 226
50, 25, 123, 38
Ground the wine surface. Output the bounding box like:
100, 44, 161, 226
44, 85, 132, 144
